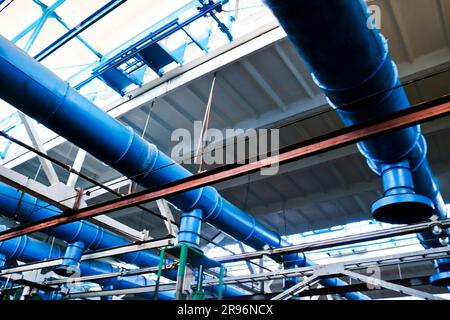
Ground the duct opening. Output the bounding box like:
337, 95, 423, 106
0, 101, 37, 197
372, 161, 435, 224
430, 258, 450, 287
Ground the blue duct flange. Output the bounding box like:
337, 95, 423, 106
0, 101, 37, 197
429, 258, 450, 286
54, 241, 85, 276
178, 209, 203, 248
372, 161, 434, 224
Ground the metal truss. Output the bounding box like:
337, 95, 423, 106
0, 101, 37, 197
39, 245, 450, 299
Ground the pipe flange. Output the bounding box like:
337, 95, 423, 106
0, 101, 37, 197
371, 193, 434, 224
430, 271, 450, 287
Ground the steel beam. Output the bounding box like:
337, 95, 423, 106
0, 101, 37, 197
273, 44, 315, 99
0, 95, 448, 242
240, 60, 287, 111
33, 0, 126, 61
201, 245, 450, 289
18, 113, 60, 185
156, 199, 178, 237
45, 264, 176, 286
79, 237, 174, 261
90, 215, 145, 241
341, 269, 444, 300
271, 274, 321, 300
64, 283, 177, 299
66, 149, 87, 188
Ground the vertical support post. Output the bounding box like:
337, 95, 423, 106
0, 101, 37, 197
218, 265, 224, 300
176, 244, 189, 300
18, 113, 60, 185
153, 247, 166, 300
192, 264, 205, 300
55, 241, 85, 276
194, 73, 216, 170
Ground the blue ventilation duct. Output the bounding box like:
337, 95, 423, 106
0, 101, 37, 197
0, 181, 165, 271
0, 35, 368, 299
0, 182, 244, 298
262, 0, 449, 285
0, 225, 175, 300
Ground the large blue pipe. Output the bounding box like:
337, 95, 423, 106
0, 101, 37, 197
0, 225, 175, 299
0, 36, 368, 299
262, 0, 449, 285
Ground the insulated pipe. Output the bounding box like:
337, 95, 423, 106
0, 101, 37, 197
0, 36, 368, 299
262, 0, 449, 285
0, 225, 63, 261
0, 224, 175, 300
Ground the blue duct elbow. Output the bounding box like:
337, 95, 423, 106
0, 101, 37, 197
55, 241, 85, 276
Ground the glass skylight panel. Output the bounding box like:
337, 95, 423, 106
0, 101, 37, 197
0, 0, 42, 40
41, 37, 100, 79
53, 0, 108, 29
79, 0, 194, 55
